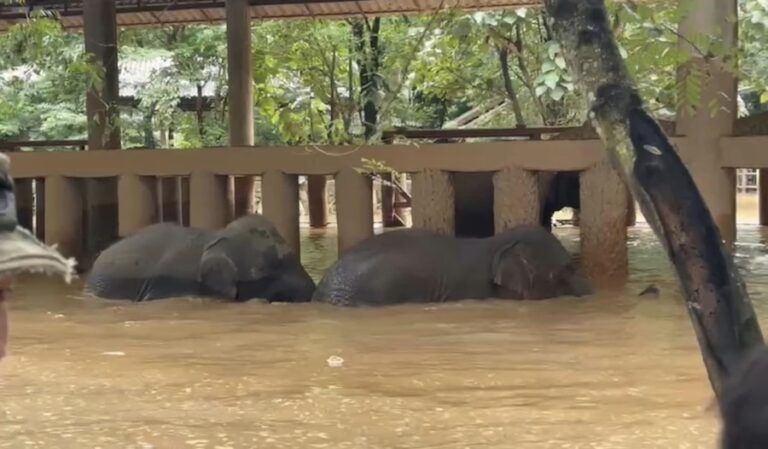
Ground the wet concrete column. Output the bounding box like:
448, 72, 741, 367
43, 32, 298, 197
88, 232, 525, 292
14, 178, 34, 232
226, 0, 256, 217
580, 160, 628, 286
190, 171, 230, 230
44, 176, 83, 260
493, 166, 540, 232
676, 0, 737, 244
411, 169, 455, 236
335, 168, 373, 255
118, 174, 157, 237
262, 170, 300, 255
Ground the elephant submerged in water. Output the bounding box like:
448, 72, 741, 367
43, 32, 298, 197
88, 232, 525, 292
312, 224, 591, 306
85, 214, 315, 302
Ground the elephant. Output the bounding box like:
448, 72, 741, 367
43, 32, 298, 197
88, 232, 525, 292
84, 214, 315, 302
311, 224, 592, 306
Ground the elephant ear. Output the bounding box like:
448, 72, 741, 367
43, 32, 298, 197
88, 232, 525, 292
198, 237, 238, 300
491, 240, 536, 299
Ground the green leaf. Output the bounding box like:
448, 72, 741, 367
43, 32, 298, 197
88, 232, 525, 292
542, 60, 557, 73
555, 55, 567, 69
549, 86, 565, 101
543, 72, 560, 89
535, 84, 548, 97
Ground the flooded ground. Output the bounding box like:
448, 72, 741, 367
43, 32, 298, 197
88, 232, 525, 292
2, 196, 768, 448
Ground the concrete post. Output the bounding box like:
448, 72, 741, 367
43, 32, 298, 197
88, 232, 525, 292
190, 171, 230, 230
411, 169, 455, 236
493, 166, 540, 232
262, 170, 300, 255
118, 174, 157, 237
335, 168, 373, 254
580, 160, 628, 286
226, 0, 256, 217
44, 176, 83, 260
676, 0, 738, 244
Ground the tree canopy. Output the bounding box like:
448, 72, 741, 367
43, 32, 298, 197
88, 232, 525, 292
0, 0, 765, 148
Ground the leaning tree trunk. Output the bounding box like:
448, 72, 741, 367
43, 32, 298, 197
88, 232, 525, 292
542, 0, 763, 401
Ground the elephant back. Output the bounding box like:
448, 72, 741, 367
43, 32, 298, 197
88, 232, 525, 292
85, 223, 211, 299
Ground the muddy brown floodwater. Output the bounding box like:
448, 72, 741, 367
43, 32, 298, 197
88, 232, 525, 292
3, 218, 768, 448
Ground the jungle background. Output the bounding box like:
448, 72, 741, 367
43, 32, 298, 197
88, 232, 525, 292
0, 0, 766, 149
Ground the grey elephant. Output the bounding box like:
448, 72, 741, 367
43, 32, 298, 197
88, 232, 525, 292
312, 224, 591, 306
85, 214, 315, 302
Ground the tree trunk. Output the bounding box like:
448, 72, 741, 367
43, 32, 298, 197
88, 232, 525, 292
352, 18, 382, 141
543, 0, 763, 401
497, 47, 526, 127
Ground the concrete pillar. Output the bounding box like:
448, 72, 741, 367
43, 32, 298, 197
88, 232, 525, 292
118, 174, 157, 237
226, 0, 256, 216
493, 166, 540, 232
262, 170, 300, 255
189, 171, 230, 230
44, 176, 83, 260
411, 169, 455, 236
580, 160, 628, 286
15, 178, 34, 232
83, 0, 120, 261
676, 0, 737, 244
335, 168, 373, 254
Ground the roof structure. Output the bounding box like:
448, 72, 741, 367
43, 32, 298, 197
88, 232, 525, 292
0, 0, 540, 32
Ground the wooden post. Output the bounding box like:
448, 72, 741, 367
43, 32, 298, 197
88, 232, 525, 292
83, 0, 121, 261
15, 178, 34, 232
676, 0, 737, 244
626, 189, 637, 227
34, 178, 45, 241
189, 171, 230, 230
335, 168, 373, 254
262, 170, 300, 255
411, 169, 455, 236
580, 160, 628, 286
493, 166, 540, 232
118, 174, 157, 237
759, 170, 768, 225
44, 176, 83, 260
83, 0, 120, 150
307, 175, 329, 228
226, 0, 256, 217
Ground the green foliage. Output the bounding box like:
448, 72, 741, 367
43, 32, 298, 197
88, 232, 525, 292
1, 0, 767, 150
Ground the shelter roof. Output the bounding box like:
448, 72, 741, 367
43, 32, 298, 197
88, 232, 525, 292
0, 0, 540, 32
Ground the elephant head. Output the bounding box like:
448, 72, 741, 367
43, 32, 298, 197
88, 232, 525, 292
198, 214, 315, 302
490, 225, 591, 299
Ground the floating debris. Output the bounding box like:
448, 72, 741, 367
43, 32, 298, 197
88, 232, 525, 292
326, 355, 344, 368
101, 351, 126, 357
